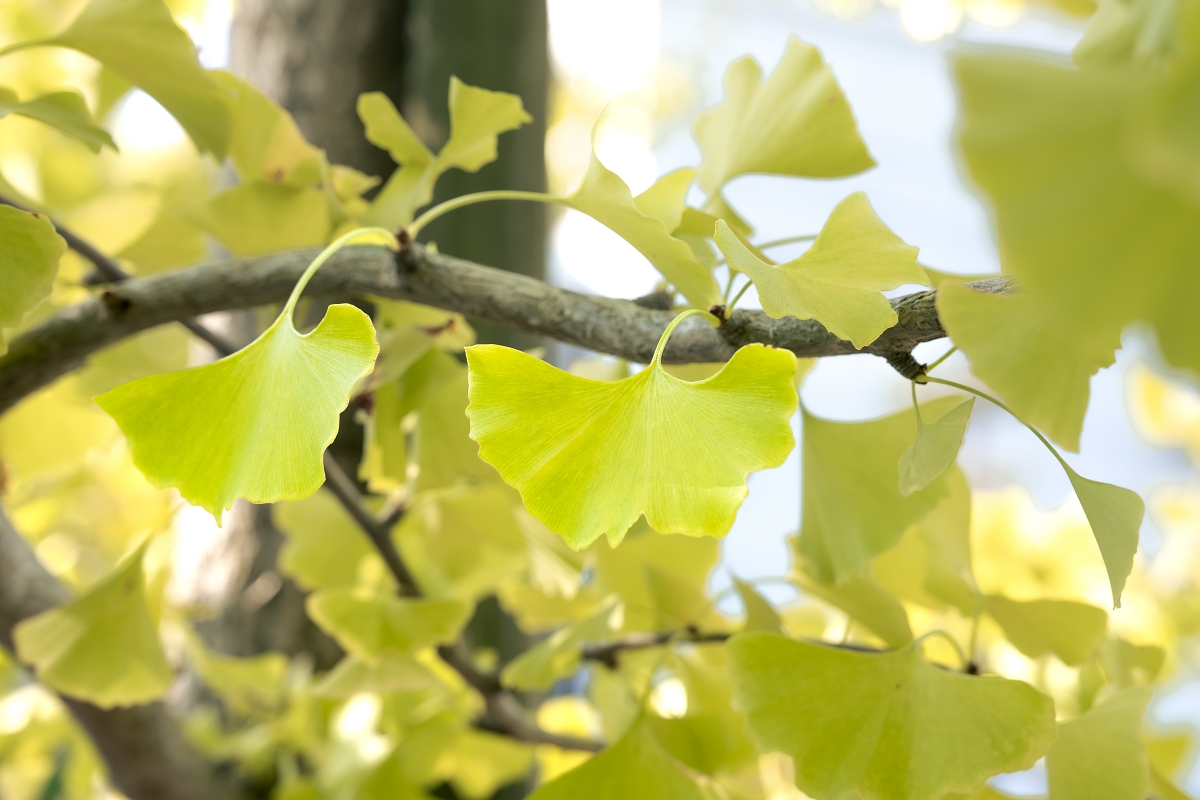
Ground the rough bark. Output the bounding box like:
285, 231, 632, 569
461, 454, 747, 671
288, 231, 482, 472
0, 508, 240, 800
0, 242, 1013, 416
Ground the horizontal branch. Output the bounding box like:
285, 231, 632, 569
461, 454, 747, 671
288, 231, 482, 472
0, 242, 1012, 415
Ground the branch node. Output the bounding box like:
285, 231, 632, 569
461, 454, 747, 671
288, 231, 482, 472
882, 351, 926, 381
708, 304, 728, 323
100, 290, 132, 314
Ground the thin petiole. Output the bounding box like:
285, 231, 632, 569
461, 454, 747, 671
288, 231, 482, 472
916, 629, 969, 671
924, 345, 959, 374
966, 601, 983, 671
407, 189, 556, 238
728, 278, 753, 310
285, 227, 397, 318
910, 380, 924, 427
652, 308, 720, 364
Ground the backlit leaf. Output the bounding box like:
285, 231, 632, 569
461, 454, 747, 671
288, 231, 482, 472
0, 205, 66, 337
797, 398, 959, 582
1065, 466, 1143, 608
1074, 0, 1182, 65
500, 597, 622, 691
734, 578, 782, 634
528, 719, 706, 800
792, 554, 913, 648
715, 193, 925, 348
729, 633, 1056, 800
44, 0, 230, 156
275, 492, 381, 592
0, 89, 114, 152
899, 397, 974, 496
466, 315, 797, 548
13, 544, 172, 708
195, 182, 330, 257
983, 595, 1108, 665
1047, 686, 1152, 800
306, 589, 470, 664
437, 77, 532, 173
96, 230, 386, 523
694, 35, 874, 194
211, 71, 321, 185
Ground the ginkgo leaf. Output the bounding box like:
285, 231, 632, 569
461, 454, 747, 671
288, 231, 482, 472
466, 311, 798, 549
694, 35, 874, 195
0, 205, 66, 333
563, 140, 720, 307
183, 629, 288, 716
729, 633, 1057, 800
982, 595, 1108, 665
96, 229, 389, 523
0, 89, 115, 152
311, 652, 442, 698
734, 578, 783, 634
1073, 0, 1181, 65
1065, 465, 1143, 608
211, 72, 321, 185
633, 168, 696, 232
360, 79, 530, 228
715, 193, 925, 348
500, 597, 622, 691
528, 719, 705, 800
13, 544, 172, 708
797, 398, 959, 583
791, 554, 913, 648
40, 0, 230, 156
937, 282, 1121, 452
275, 492, 381, 591
195, 182, 330, 257
306, 589, 470, 664
1100, 636, 1165, 688
1047, 686, 1152, 800
899, 397, 974, 496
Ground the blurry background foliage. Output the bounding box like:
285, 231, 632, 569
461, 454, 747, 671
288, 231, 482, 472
0, 0, 1199, 799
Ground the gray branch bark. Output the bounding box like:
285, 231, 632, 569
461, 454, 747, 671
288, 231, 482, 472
0, 242, 1012, 416
0, 508, 240, 800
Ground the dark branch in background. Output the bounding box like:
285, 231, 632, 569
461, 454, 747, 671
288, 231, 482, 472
0, 241, 1015, 416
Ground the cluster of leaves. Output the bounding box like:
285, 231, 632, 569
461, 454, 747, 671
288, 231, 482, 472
1, 0, 1199, 799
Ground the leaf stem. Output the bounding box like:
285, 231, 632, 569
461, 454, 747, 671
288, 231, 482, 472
652, 308, 719, 364
916, 630, 969, 670
0, 38, 49, 60
924, 345, 959, 374
284, 227, 397, 320
966, 602, 983, 672
728, 279, 753, 310
910, 380, 924, 427
407, 190, 556, 238
920, 376, 1070, 472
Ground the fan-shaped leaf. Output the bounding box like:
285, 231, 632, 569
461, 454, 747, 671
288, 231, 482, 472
14, 545, 172, 708
1047, 686, 1152, 800
983, 595, 1108, 665
734, 578, 782, 634
791, 554, 913, 648
466, 313, 797, 548
1065, 466, 1143, 608
96, 230, 387, 523
0, 89, 114, 152
0, 205, 66, 339
715, 192, 924, 348
501, 597, 622, 690
694, 35, 874, 194
899, 397, 974, 496
729, 633, 1057, 800
212, 72, 321, 185
195, 182, 330, 256
307, 590, 470, 664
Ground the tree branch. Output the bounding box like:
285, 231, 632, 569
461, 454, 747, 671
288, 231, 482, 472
0, 507, 243, 800
0, 242, 1013, 415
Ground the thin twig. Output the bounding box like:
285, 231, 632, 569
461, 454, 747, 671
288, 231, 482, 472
580, 629, 731, 668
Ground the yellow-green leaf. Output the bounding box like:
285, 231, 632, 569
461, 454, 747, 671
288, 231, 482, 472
797, 398, 959, 583
437, 76, 532, 173
183, 630, 288, 716
983, 595, 1108, 665
195, 182, 330, 257
1047, 686, 1152, 800
528, 719, 705, 800
0, 88, 115, 152
275, 492, 381, 591
466, 317, 797, 548
899, 397, 974, 496
0, 205, 66, 333
44, 0, 230, 156
306, 589, 470, 664
13, 545, 172, 708
1074, 0, 1182, 65
791, 554, 913, 648
96, 231, 386, 523
694, 35, 874, 194
1065, 465, 1143, 608
500, 597, 622, 691
564, 143, 720, 307
211, 71, 321, 185
633, 168, 696, 232
729, 633, 1057, 800
734, 578, 783, 634
715, 192, 925, 348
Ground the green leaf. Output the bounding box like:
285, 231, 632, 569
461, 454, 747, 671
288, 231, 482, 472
446, 731, 535, 800
528, 719, 706, 800
715, 192, 925, 348
466, 316, 797, 549
791, 555, 914, 648
729, 633, 1057, 800
96, 231, 385, 523
1047, 686, 1152, 800
306, 589, 470, 664
195, 182, 330, 257
0, 89, 115, 152
275, 492, 380, 591
633, 167, 696, 232
210, 71, 321, 185
13, 544, 172, 708
1100, 636, 1165, 687
311, 652, 441, 698
563, 139, 720, 307
983, 595, 1108, 665
500, 597, 622, 691
797, 398, 959, 583
44, 0, 231, 156
360, 79, 530, 227
1074, 0, 1182, 65
937, 283, 1121, 452
0, 205, 66, 335
1064, 465, 1143, 608
183, 630, 288, 716
694, 35, 874, 195
899, 397, 974, 496
734, 578, 783, 634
